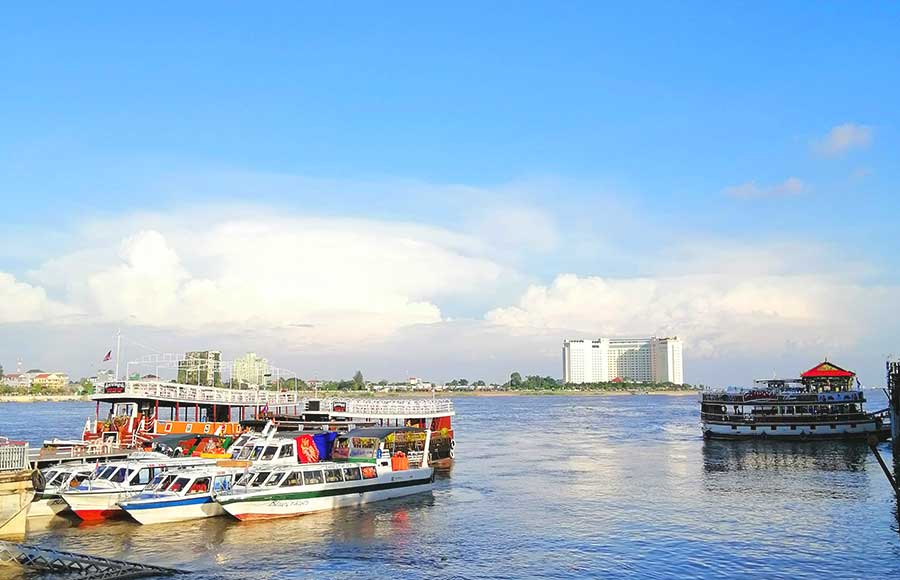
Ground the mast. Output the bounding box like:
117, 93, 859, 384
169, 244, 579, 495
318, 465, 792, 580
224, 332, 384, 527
115, 329, 121, 381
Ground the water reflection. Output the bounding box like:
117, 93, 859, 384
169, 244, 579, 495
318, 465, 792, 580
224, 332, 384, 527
702, 439, 869, 474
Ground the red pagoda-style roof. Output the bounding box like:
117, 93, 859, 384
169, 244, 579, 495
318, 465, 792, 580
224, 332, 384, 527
800, 361, 855, 378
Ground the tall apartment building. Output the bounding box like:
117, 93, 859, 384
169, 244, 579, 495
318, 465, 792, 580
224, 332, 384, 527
177, 351, 221, 386
233, 352, 270, 387
563, 337, 683, 384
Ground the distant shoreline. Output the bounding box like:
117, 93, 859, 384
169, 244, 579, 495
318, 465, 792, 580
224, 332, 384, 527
0, 390, 698, 403
0, 394, 91, 403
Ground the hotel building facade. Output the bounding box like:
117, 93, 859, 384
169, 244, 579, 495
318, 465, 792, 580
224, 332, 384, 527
562, 337, 684, 385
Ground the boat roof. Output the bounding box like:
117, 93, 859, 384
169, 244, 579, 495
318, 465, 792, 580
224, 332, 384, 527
344, 427, 425, 439
801, 361, 855, 378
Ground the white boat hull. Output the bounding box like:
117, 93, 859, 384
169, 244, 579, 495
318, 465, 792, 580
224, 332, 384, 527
62, 490, 132, 521
702, 420, 887, 440
27, 496, 69, 518
121, 496, 224, 525
220, 468, 433, 521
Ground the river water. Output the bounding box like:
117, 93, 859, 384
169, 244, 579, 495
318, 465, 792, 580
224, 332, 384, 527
2, 393, 899, 579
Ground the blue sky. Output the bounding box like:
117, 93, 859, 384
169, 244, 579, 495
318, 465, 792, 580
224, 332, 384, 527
1, 3, 899, 384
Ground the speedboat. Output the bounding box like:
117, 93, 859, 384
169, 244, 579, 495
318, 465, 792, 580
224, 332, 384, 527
61, 456, 214, 521
118, 466, 241, 525
28, 464, 94, 518
216, 427, 434, 521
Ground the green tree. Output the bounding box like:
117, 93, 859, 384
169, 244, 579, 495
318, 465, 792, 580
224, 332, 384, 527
80, 378, 95, 395
509, 372, 522, 389
473, 380, 486, 386
0, 363, 4, 379
352, 370, 365, 390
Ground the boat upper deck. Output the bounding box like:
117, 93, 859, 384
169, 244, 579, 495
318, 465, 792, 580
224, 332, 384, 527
92, 380, 455, 419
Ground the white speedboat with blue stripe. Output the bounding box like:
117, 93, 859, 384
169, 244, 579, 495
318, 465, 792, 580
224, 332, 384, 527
118, 466, 240, 525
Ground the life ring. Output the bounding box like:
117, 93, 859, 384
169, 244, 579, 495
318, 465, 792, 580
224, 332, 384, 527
32, 470, 46, 492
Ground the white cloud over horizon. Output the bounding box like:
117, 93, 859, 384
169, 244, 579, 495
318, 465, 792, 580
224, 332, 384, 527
813, 123, 873, 157
2, 200, 898, 386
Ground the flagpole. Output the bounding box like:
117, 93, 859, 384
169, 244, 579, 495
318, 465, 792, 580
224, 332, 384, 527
115, 329, 121, 381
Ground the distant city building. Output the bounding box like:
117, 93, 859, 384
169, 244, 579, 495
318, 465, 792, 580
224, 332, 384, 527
1, 373, 31, 390
30, 372, 69, 391
563, 337, 683, 385
233, 352, 270, 387
91, 368, 115, 386
177, 351, 221, 386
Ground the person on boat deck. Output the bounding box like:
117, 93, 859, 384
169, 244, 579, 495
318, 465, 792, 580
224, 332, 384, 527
189, 480, 208, 493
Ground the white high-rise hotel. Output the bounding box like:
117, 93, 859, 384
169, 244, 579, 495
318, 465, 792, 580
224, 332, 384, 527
563, 337, 684, 385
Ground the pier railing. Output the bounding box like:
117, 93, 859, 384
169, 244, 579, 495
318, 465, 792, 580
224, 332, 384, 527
0, 442, 29, 472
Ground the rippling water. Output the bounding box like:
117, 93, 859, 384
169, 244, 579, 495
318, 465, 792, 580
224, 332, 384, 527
2, 393, 899, 579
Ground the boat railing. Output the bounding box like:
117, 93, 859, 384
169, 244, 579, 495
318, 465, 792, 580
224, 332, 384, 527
333, 398, 455, 417
701, 411, 875, 423
93, 381, 455, 417
0, 441, 29, 472
95, 381, 305, 407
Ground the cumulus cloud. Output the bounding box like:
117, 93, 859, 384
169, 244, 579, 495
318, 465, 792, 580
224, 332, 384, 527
0, 272, 76, 323
724, 177, 807, 199
486, 271, 899, 359
813, 123, 873, 157
16, 211, 505, 344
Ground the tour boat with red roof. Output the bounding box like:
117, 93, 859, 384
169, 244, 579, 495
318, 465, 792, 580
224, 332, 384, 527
700, 361, 890, 440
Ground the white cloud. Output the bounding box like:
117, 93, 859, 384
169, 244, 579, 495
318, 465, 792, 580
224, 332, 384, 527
813, 123, 873, 157
486, 270, 899, 359
0, 272, 76, 323
724, 177, 807, 199
18, 211, 505, 344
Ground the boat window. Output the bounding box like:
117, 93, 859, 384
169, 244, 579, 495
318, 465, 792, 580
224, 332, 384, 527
187, 477, 211, 495
46, 471, 65, 487
250, 472, 272, 487
69, 473, 89, 488
262, 446, 278, 460
96, 466, 117, 480
250, 446, 265, 461
279, 445, 294, 459
154, 474, 178, 491
213, 475, 232, 492
265, 472, 286, 487
168, 477, 191, 493
44, 470, 59, 485
302, 470, 324, 485
343, 467, 361, 481
324, 469, 344, 483
281, 471, 302, 487
361, 466, 377, 480
236, 472, 253, 486
237, 446, 254, 460
135, 468, 152, 485
110, 468, 133, 483
790, 425, 797, 430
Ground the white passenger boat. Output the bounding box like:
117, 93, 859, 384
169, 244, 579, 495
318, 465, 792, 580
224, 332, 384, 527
118, 466, 241, 525
61, 455, 213, 521
28, 465, 94, 518
217, 427, 434, 521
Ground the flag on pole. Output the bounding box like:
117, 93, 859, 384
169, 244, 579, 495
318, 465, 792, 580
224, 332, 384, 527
102, 350, 112, 362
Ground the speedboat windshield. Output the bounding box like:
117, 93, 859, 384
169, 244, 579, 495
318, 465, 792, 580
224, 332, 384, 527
249, 446, 264, 461
93, 466, 118, 480
261, 446, 278, 461
109, 468, 133, 484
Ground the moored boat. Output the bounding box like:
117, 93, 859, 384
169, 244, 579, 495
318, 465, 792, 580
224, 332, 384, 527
217, 427, 434, 521
701, 361, 890, 441
118, 466, 241, 525
28, 464, 94, 518
61, 455, 213, 521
